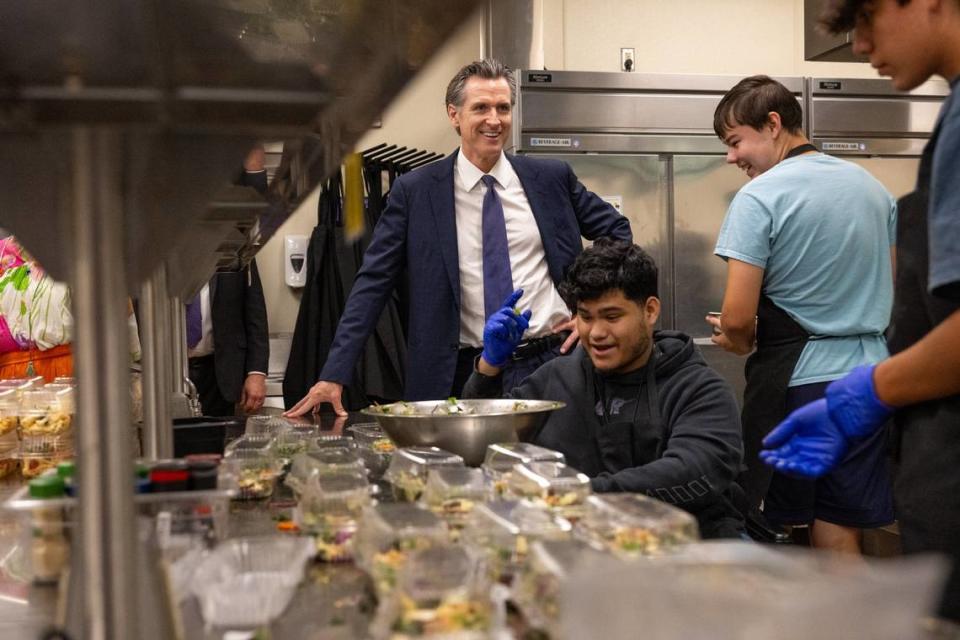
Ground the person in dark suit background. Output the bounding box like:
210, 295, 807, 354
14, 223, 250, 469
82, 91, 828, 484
187, 147, 269, 416
286, 59, 632, 417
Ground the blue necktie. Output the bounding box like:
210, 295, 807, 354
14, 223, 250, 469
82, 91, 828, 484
481, 174, 513, 320
186, 295, 202, 349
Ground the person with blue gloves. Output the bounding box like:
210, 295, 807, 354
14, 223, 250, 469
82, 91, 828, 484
762, 0, 960, 623
465, 239, 746, 538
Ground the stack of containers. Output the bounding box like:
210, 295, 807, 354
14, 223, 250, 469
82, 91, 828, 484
0, 389, 20, 478
18, 384, 75, 479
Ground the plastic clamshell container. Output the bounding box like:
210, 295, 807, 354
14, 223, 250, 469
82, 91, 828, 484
18, 388, 73, 437
18, 434, 74, 479
223, 438, 283, 500
191, 536, 314, 628
512, 539, 608, 635
504, 462, 592, 520
295, 472, 372, 562
461, 500, 573, 582
482, 442, 566, 498
370, 545, 492, 640
420, 467, 487, 539
244, 414, 296, 437
348, 422, 396, 453
574, 493, 700, 558
355, 503, 448, 595
0, 389, 19, 437
272, 429, 314, 461
385, 447, 465, 502
0, 449, 18, 479
482, 442, 565, 474
308, 434, 357, 451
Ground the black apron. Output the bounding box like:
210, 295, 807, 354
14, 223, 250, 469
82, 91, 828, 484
739, 294, 810, 511
886, 118, 960, 622
737, 142, 829, 512
592, 349, 666, 472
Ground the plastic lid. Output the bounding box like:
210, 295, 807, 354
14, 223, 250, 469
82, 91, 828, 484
56, 461, 76, 479
29, 475, 66, 498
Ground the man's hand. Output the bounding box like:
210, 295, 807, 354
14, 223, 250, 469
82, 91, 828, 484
481, 290, 532, 369
706, 314, 754, 355
760, 399, 848, 477
825, 364, 893, 439
284, 380, 346, 417
239, 373, 266, 414
552, 317, 579, 354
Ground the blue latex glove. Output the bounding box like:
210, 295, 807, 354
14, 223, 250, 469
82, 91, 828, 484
824, 364, 893, 439
481, 289, 532, 368
760, 364, 894, 478
760, 399, 848, 477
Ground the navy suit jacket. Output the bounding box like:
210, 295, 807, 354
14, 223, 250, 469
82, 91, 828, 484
320, 150, 632, 400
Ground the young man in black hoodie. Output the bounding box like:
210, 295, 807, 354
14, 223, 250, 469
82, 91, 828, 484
463, 239, 745, 538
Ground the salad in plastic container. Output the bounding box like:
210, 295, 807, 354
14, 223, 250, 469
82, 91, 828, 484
461, 500, 573, 583
371, 545, 492, 640
512, 539, 608, 635
574, 493, 699, 558
355, 503, 449, 595
504, 461, 592, 521
385, 447, 464, 502
419, 467, 487, 541
481, 442, 565, 497
294, 472, 372, 562
19, 387, 74, 437
223, 437, 283, 500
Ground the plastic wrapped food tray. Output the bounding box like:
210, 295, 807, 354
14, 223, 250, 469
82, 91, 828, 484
190, 536, 314, 628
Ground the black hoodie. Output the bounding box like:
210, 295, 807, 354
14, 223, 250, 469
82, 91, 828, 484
463, 330, 745, 538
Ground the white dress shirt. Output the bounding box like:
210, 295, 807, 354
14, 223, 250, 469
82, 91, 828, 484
187, 283, 215, 358
454, 149, 570, 347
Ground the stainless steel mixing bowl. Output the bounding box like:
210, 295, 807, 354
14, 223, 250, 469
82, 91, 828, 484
360, 399, 565, 466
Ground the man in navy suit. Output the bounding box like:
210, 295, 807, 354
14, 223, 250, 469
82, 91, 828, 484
286, 59, 631, 417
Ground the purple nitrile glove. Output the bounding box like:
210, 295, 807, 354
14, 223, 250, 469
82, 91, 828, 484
760, 399, 848, 478
481, 289, 532, 368
825, 364, 893, 439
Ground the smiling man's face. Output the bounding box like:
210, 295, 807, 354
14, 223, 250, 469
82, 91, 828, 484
722, 120, 780, 180
447, 76, 512, 173
576, 290, 660, 375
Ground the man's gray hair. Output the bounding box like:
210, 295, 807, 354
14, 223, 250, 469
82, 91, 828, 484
445, 59, 516, 108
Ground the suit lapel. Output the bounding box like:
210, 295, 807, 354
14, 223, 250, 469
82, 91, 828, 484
428, 151, 461, 309
507, 155, 559, 283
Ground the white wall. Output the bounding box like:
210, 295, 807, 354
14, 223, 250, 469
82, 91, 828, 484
559, 0, 880, 78
260, 0, 882, 336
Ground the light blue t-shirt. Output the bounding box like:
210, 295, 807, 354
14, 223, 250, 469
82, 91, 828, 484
930, 77, 960, 300
715, 153, 897, 386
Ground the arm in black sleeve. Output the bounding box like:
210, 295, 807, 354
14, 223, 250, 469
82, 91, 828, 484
462, 359, 549, 401
566, 164, 633, 243
591, 375, 742, 511
243, 258, 269, 374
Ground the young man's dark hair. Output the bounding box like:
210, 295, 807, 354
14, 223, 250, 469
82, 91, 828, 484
558, 238, 658, 309
712, 75, 803, 139
818, 0, 910, 34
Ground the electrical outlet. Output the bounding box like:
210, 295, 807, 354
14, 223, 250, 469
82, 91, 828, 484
620, 47, 635, 72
